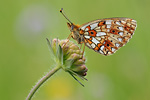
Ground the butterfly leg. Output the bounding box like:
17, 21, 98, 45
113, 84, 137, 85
80, 43, 82, 49
67, 32, 72, 39
62, 33, 72, 47
81, 43, 85, 57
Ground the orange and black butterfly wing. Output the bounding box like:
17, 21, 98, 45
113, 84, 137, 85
79, 18, 137, 56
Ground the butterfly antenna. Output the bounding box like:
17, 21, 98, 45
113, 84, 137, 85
60, 8, 73, 24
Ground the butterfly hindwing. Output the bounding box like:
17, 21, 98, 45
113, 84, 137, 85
80, 18, 137, 56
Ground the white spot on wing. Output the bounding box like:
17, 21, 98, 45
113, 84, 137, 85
116, 21, 121, 25
132, 20, 136, 23
118, 38, 122, 42
108, 52, 111, 55
99, 50, 104, 54
107, 29, 110, 32
92, 37, 100, 45
119, 32, 123, 36
91, 43, 96, 48
100, 45, 104, 50
95, 26, 101, 30
106, 20, 112, 24
111, 48, 116, 52
90, 23, 98, 30
85, 28, 89, 31
95, 37, 101, 41
84, 32, 88, 35
96, 32, 106, 36
107, 25, 111, 28
121, 20, 126, 24
115, 43, 120, 47
118, 27, 123, 31
81, 24, 89, 30
86, 43, 91, 48
84, 35, 90, 39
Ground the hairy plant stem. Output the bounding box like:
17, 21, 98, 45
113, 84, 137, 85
26, 65, 61, 100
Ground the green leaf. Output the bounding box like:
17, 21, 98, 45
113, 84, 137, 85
68, 71, 85, 87
46, 38, 55, 58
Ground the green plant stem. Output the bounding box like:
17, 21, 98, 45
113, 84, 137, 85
26, 65, 61, 100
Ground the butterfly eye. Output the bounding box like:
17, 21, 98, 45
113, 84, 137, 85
71, 25, 75, 30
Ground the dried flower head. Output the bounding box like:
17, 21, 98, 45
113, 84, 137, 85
47, 38, 88, 86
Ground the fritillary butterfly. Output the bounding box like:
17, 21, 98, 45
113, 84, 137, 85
60, 8, 137, 56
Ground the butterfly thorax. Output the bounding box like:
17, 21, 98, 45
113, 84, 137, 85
67, 23, 85, 44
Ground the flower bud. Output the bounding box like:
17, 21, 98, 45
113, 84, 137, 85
47, 38, 88, 86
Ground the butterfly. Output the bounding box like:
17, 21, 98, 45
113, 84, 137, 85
60, 8, 137, 56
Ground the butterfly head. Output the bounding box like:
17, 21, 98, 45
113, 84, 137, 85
67, 22, 80, 32
60, 8, 83, 44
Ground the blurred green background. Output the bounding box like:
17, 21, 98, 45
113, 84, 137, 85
1, 0, 150, 100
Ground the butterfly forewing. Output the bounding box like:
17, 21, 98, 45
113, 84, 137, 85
79, 18, 137, 56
